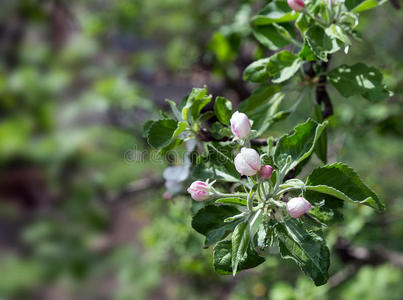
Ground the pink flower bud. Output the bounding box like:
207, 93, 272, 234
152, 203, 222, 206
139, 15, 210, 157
187, 181, 210, 201
259, 165, 274, 180
286, 197, 311, 218
234, 147, 261, 176
287, 0, 305, 11
230, 111, 251, 138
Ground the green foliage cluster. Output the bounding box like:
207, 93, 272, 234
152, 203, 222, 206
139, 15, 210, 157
0, 0, 402, 299
145, 0, 396, 288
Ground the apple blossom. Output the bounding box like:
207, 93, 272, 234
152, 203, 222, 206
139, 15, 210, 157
187, 180, 210, 201
234, 147, 261, 176
259, 165, 274, 180
286, 197, 311, 218
230, 111, 251, 139
287, 0, 305, 11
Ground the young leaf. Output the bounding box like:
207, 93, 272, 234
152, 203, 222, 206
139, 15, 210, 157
192, 142, 241, 182
299, 43, 316, 61
147, 119, 187, 149
181, 88, 212, 121
345, 0, 380, 13
165, 99, 182, 121
266, 50, 302, 83
215, 198, 247, 206
213, 240, 265, 275
239, 86, 286, 136
328, 63, 392, 102
244, 51, 301, 84
305, 162, 385, 211
232, 222, 251, 275
238, 85, 281, 114
243, 58, 270, 83
143, 120, 155, 138
275, 218, 330, 286
192, 205, 243, 247
252, 23, 296, 50
214, 97, 233, 125
325, 24, 351, 46
252, 0, 299, 25
207, 143, 240, 180
274, 119, 328, 173
305, 25, 340, 61
312, 104, 327, 164
192, 162, 240, 182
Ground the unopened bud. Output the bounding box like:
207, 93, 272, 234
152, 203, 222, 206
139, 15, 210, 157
230, 111, 251, 139
187, 181, 210, 201
286, 197, 311, 218
234, 147, 261, 176
287, 0, 305, 11
259, 165, 274, 180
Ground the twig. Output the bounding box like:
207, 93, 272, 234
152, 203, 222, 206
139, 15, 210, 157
107, 177, 164, 203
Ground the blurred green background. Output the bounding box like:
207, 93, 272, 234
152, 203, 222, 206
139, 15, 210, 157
0, 0, 402, 299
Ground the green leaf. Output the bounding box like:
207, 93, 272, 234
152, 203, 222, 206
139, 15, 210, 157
192, 162, 240, 182
307, 205, 343, 225
158, 138, 183, 156
192, 205, 242, 247
181, 88, 212, 121
244, 51, 301, 84
305, 162, 385, 211
266, 50, 302, 83
345, 0, 380, 12
214, 240, 265, 275
275, 219, 330, 286
214, 97, 233, 125
325, 24, 351, 46
312, 104, 327, 164
239, 86, 286, 136
192, 142, 240, 182
232, 222, 251, 275
209, 121, 231, 139
207, 143, 240, 179
296, 13, 313, 34
252, 23, 296, 50
299, 43, 316, 62
252, 0, 299, 25
215, 198, 247, 206
305, 25, 340, 61
147, 119, 187, 149
165, 99, 182, 121
238, 85, 281, 114
143, 120, 155, 138
244, 58, 271, 83
274, 119, 328, 173
328, 63, 392, 102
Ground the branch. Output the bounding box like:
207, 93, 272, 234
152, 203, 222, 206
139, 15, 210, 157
106, 177, 164, 203
305, 59, 334, 119
328, 238, 403, 288
390, 0, 401, 9
335, 238, 403, 268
